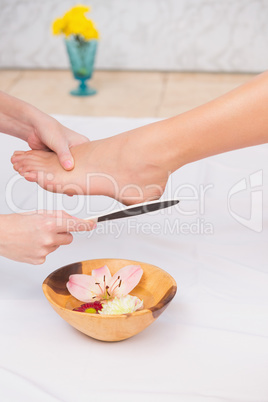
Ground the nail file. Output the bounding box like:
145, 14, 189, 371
84, 199, 180, 222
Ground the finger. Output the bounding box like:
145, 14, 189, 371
47, 245, 60, 253
50, 137, 74, 171
32, 210, 70, 219
20, 209, 56, 217
71, 219, 97, 232
58, 152, 74, 171
53, 210, 81, 221
36, 210, 97, 232
54, 233, 73, 246
58, 217, 97, 232
37, 210, 59, 217
35, 210, 70, 220
54, 210, 76, 220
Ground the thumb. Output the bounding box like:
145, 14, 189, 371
52, 137, 74, 171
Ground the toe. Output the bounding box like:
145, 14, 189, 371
11, 155, 22, 163
12, 152, 41, 164
11, 154, 27, 164
13, 163, 19, 172
12, 151, 26, 157
14, 158, 41, 174
23, 172, 38, 182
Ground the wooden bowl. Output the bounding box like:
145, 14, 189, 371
42, 258, 177, 342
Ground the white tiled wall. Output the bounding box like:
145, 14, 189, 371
0, 0, 268, 72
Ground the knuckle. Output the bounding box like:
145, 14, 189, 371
43, 219, 56, 232
43, 236, 53, 246
34, 215, 47, 230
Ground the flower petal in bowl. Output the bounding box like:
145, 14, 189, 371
42, 258, 177, 342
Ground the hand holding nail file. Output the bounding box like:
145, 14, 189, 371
84, 199, 180, 223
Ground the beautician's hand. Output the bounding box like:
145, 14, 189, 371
0, 211, 96, 265
26, 116, 89, 170
0, 90, 89, 170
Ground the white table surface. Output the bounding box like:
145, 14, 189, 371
0, 116, 268, 402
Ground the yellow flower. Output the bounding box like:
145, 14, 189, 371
52, 4, 99, 40
52, 17, 64, 35
83, 21, 99, 40
68, 5, 90, 14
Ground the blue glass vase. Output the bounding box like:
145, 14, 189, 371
65, 37, 98, 96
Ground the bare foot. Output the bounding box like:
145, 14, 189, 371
11, 130, 170, 205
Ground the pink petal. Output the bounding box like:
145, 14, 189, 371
110, 265, 143, 297
66, 274, 102, 302
91, 265, 112, 283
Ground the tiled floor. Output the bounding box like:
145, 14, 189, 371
0, 69, 254, 118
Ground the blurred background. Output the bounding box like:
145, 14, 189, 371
0, 0, 267, 118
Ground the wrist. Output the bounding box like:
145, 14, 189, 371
0, 93, 39, 141
21, 103, 49, 141
0, 91, 53, 142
